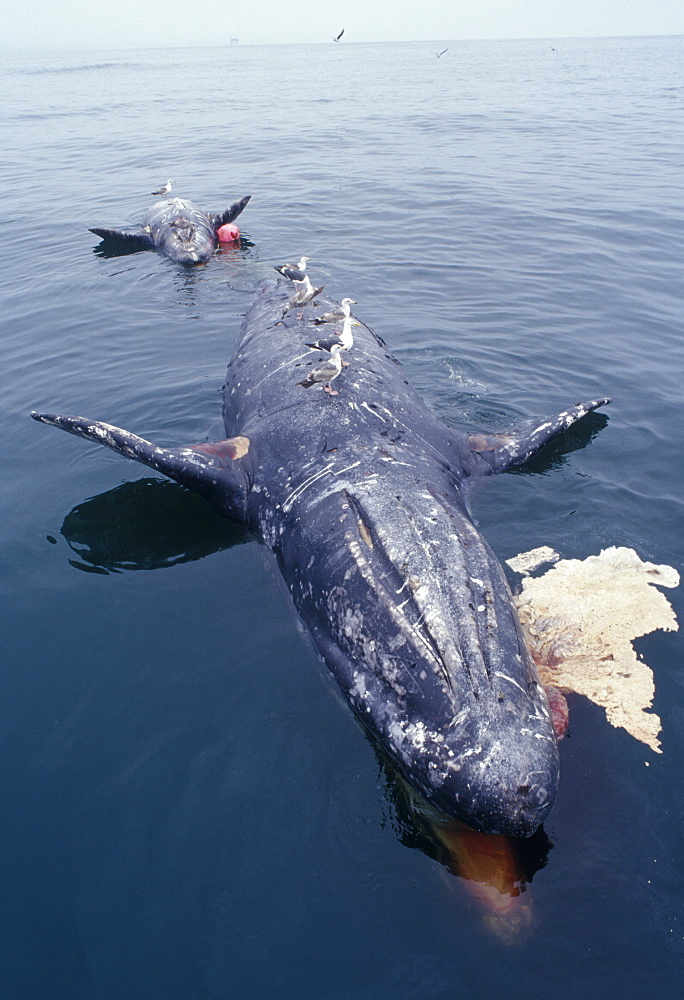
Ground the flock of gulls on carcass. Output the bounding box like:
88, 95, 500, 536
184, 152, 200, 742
274, 256, 357, 396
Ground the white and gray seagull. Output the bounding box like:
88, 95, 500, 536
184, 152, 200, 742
275, 255, 323, 306
310, 296, 356, 326
306, 306, 356, 366
296, 343, 344, 394
151, 179, 174, 196
275, 255, 311, 282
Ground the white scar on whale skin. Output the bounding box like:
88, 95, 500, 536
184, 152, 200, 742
281, 460, 365, 513
248, 350, 312, 392
507, 546, 680, 753
361, 401, 387, 421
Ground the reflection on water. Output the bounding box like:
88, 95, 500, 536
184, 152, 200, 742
91, 241, 148, 259
216, 236, 255, 260
377, 740, 551, 943
91, 235, 257, 309
61, 478, 250, 573
92, 235, 254, 261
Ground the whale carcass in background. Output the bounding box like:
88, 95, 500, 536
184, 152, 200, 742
90, 195, 251, 263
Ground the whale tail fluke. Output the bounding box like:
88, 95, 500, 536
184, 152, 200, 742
89, 228, 154, 250
30, 411, 250, 521
466, 398, 611, 476
89, 227, 155, 248
211, 195, 251, 230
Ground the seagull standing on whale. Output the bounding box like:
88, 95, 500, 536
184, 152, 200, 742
310, 296, 356, 326
296, 343, 344, 394
275, 256, 311, 281
274, 256, 322, 305
151, 179, 174, 195
306, 307, 356, 366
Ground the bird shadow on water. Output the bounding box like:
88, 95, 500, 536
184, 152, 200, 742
58, 477, 552, 945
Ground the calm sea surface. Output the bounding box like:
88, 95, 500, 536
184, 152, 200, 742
2, 35, 683, 999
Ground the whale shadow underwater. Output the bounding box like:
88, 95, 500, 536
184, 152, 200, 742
90, 195, 251, 264
31, 280, 610, 835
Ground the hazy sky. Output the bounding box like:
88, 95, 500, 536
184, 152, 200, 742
2, 0, 683, 49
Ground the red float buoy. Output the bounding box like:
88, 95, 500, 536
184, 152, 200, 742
217, 223, 241, 243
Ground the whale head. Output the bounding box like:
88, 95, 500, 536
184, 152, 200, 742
146, 198, 216, 264
282, 472, 559, 837
157, 219, 214, 264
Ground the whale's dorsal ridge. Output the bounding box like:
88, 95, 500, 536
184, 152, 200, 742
29, 412, 250, 521
466, 397, 611, 476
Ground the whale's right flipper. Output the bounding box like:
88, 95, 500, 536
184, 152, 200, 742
466, 398, 611, 476
210, 195, 251, 230
90, 227, 155, 248
30, 412, 250, 522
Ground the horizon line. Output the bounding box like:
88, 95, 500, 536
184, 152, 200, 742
2, 31, 683, 53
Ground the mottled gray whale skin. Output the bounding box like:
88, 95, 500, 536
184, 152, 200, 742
31, 281, 609, 835
90, 195, 250, 264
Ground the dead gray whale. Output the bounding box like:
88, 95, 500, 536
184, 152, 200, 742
31, 280, 610, 835
90, 195, 250, 264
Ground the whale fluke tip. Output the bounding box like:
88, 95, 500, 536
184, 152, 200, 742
580, 397, 611, 409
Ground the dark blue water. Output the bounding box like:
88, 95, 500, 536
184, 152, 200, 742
2, 36, 683, 998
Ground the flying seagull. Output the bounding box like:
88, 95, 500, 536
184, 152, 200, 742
436, 48, 448, 58
151, 179, 174, 196
333, 29, 344, 42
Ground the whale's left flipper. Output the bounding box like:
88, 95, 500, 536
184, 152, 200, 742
466, 397, 611, 476
90, 227, 155, 248
210, 195, 251, 230
30, 412, 250, 521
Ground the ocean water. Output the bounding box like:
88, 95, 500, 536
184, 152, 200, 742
2, 35, 683, 998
